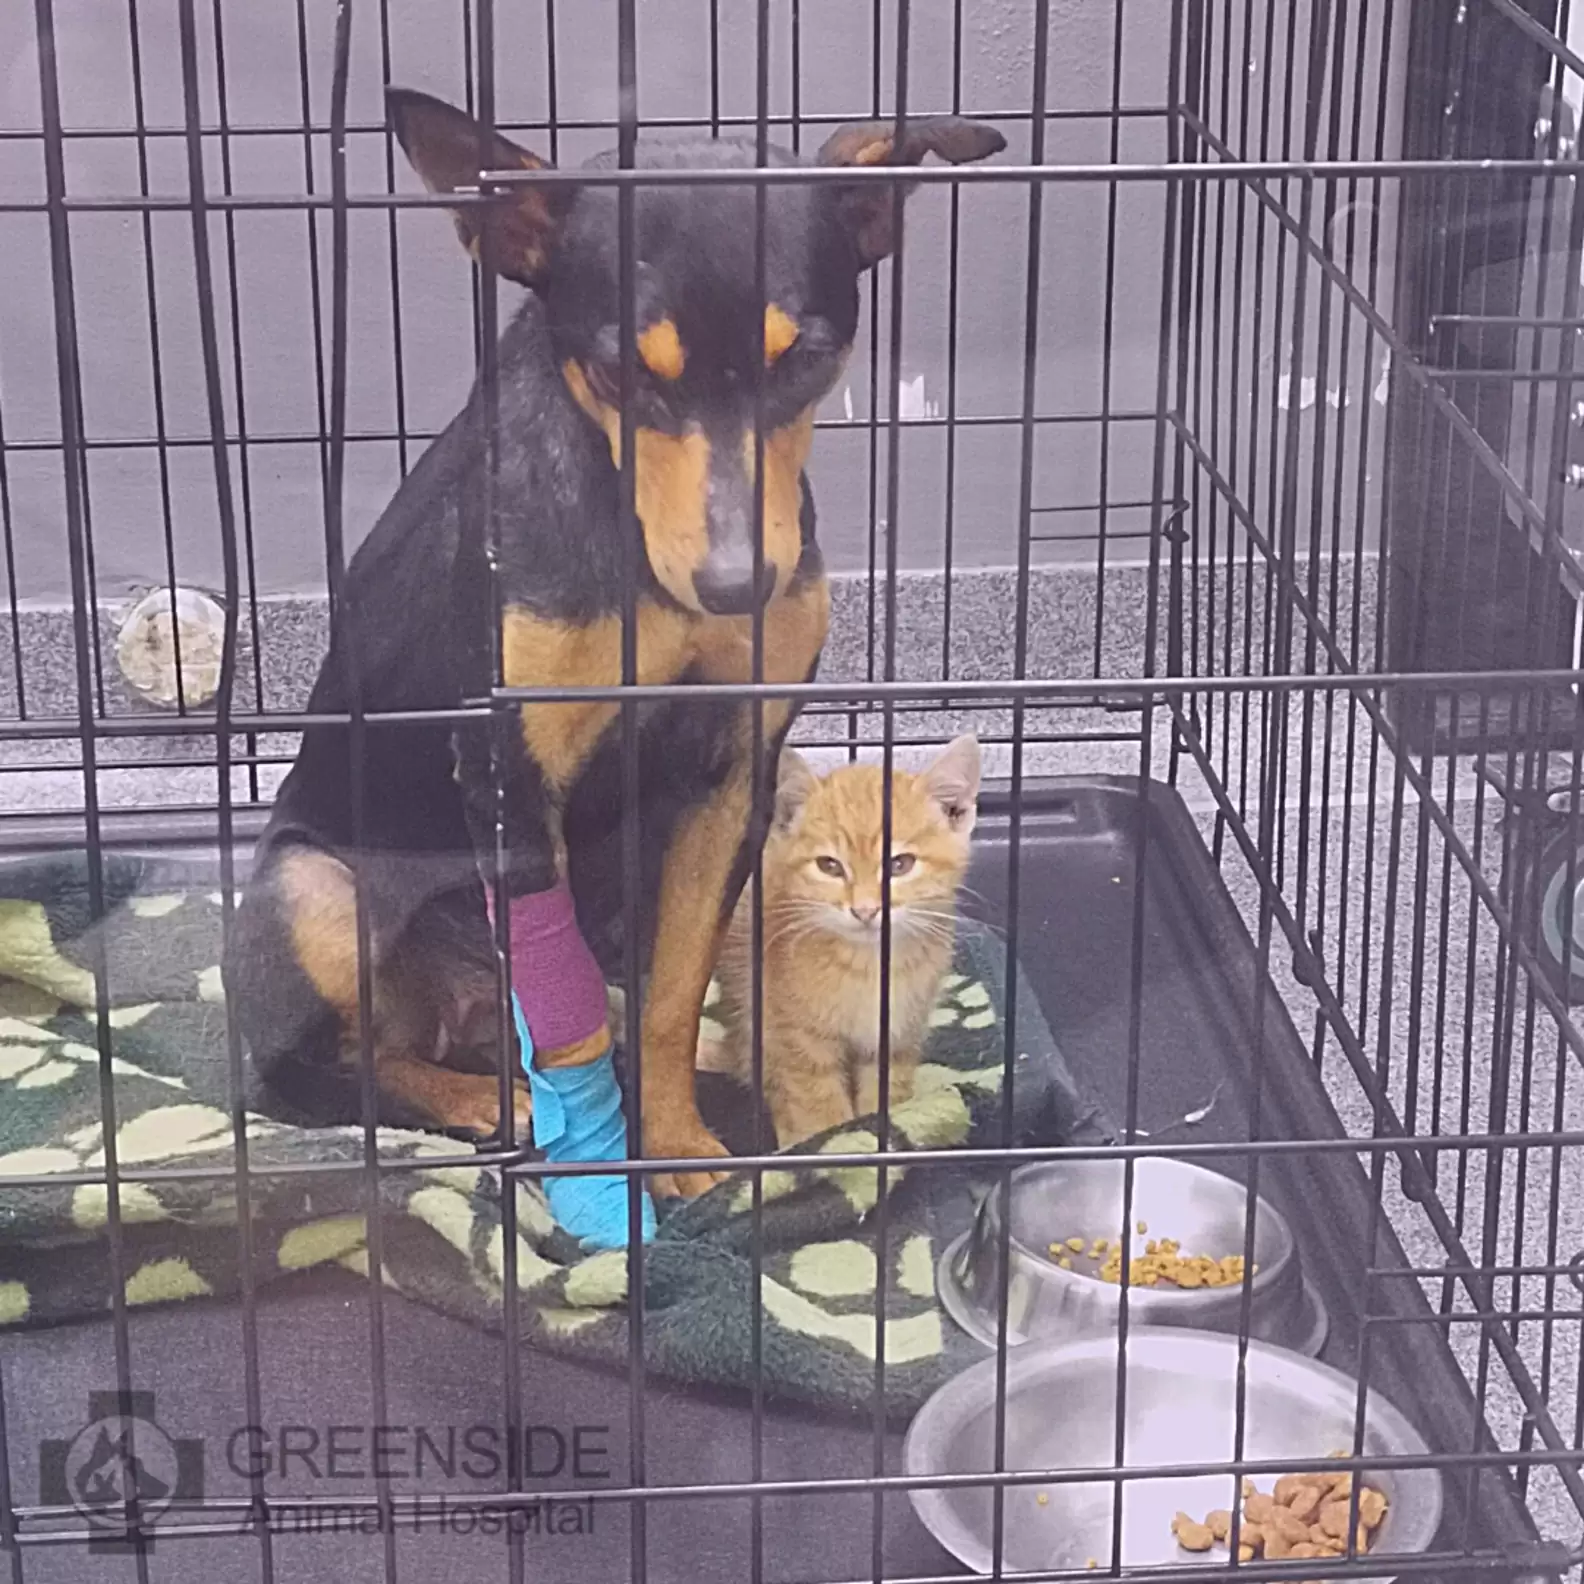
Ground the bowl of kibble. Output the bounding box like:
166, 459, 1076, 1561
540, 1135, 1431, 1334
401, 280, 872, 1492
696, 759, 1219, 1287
938, 1158, 1326, 1355
904, 1327, 1442, 1578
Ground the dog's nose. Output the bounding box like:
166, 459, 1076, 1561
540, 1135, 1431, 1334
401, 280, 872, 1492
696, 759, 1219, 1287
693, 555, 776, 616
850, 903, 881, 926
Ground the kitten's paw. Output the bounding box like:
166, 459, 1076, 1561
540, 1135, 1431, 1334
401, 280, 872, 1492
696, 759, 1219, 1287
855, 1060, 917, 1119
770, 1079, 857, 1152
644, 1114, 731, 1198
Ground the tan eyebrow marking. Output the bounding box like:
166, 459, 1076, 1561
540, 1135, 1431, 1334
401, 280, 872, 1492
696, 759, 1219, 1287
637, 318, 686, 381
764, 304, 800, 365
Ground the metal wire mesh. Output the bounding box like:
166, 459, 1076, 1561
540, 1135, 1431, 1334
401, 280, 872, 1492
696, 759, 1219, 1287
6, 0, 1584, 1581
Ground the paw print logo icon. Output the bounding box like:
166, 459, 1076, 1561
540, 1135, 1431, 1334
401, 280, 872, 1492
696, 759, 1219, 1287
40, 1391, 203, 1553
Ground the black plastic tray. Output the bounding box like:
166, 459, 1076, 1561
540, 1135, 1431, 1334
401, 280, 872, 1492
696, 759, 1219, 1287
965, 776, 1544, 1578
0, 776, 1546, 1583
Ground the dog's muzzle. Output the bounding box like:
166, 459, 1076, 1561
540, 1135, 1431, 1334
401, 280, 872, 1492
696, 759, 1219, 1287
692, 551, 777, 616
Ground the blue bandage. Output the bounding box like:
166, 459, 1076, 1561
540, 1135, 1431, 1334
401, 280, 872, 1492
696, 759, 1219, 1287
514, 992, 656, 1250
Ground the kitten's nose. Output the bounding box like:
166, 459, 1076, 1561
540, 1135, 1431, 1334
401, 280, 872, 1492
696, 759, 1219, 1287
850, 904, 881, 926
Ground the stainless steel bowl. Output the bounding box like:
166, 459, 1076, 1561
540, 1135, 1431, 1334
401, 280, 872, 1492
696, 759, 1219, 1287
938, 1158, 1327, 1356
905, 1327, 1442, 1578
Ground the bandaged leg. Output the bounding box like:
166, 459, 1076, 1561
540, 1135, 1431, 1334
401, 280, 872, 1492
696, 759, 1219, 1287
498, 882, 655, 1248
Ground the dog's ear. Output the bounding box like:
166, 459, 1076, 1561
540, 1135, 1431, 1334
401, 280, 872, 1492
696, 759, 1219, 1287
816, 117, 1006, 267
387, 87, 572, 291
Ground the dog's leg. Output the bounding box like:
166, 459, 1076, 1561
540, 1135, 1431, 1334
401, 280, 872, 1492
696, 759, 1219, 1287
453, 622, 622, 1078
638, 762, 754, 1195
376, 1055, 534, 1139
454, 727, 600, 1053
642, 574, 830, 1197
468, 606, 699, 1066
455, 642, 666, 1244
274, 846, 532, 1135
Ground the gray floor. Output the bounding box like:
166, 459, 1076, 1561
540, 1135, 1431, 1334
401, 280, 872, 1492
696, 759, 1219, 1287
6, 552, 1584, 1556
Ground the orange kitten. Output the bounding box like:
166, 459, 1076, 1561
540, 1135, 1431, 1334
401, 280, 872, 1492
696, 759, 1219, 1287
712, 735, 981, 1149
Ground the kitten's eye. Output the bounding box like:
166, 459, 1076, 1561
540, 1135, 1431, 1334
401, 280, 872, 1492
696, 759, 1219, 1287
888, 853, 916, 877
815, 856, 846, 878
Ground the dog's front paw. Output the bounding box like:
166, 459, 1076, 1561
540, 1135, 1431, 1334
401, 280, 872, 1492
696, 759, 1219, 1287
644, 1112, 731, 1198
428, 1073, 533, 1144
474, 1078, 535, 1144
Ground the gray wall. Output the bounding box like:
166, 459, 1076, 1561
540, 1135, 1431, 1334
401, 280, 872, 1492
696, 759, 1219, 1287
0, 0, 1398, 605
0, 0, 1177, 603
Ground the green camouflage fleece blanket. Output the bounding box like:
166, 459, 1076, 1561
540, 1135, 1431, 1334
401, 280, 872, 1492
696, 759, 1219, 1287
0, 851, 1107, 1419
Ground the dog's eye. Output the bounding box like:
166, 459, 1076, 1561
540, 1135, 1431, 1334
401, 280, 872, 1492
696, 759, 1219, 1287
768, 340, 840, 404
584, 361, 621, 405
588, 360, 644, 399
815, 856, 845, 878
587, 359, 674, 421
888, 853, 916, 877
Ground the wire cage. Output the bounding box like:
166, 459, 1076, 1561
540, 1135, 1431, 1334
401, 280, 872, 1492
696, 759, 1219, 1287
5, 0, 1584, 1581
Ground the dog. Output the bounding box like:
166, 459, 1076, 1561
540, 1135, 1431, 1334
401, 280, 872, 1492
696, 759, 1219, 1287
222, 85, 1004, 1198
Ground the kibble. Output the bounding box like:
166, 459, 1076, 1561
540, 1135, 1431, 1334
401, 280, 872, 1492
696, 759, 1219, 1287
1170, 1514, 1215, 1552
1269, 1506, 1312, 1544
1285, 1484, 1324, 1523
1243, 1493, 1276, 1524
1171, 1453, 1390, 1568
1048, 1229, 1255, 1289
1315, 1502, 1351, 1540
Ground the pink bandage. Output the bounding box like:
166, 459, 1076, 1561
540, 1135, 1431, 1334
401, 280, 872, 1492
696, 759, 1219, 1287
488, 880, 609, 1054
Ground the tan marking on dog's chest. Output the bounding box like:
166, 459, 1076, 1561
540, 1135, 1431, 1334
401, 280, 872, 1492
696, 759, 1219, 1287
691, 571, 829, 701
502, 579, 828, 794
502, 604, 692, 793
763, 305, 800, 365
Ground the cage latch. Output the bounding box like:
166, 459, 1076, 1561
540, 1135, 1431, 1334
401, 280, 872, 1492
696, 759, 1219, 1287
1494, 1538, 1573, 1584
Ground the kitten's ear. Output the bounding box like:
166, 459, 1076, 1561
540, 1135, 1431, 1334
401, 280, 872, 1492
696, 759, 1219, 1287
922, 734, 981, 834
773, 748, 819, 830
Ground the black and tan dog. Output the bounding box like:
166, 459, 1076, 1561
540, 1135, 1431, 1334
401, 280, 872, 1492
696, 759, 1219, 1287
222, 87, 1004, 1198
